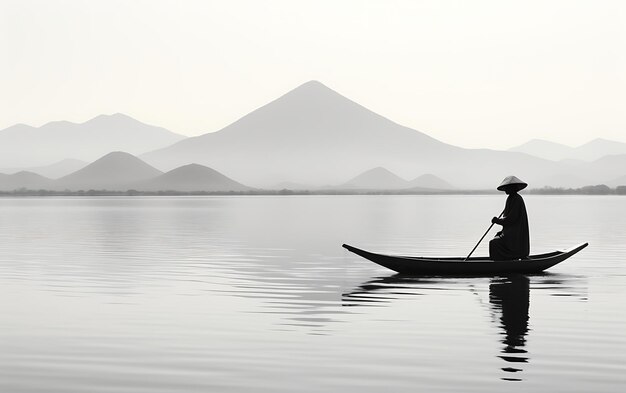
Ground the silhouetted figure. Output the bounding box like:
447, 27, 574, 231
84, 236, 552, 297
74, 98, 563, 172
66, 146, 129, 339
489, 176, 530, 261
489, 275, 530, 380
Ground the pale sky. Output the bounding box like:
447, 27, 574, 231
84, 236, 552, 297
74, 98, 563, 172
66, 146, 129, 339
1, 0, 625, 149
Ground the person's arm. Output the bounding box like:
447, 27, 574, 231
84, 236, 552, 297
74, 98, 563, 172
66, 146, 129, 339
494, 195, 521, 227
492, 197, 508, 226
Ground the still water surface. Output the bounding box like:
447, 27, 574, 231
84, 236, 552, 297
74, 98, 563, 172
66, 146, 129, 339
0, 195, 625, 392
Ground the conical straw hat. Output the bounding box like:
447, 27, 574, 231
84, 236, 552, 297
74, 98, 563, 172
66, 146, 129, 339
497, 175, 528, 192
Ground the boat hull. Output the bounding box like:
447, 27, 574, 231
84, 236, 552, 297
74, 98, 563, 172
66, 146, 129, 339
342, 243, 588, 275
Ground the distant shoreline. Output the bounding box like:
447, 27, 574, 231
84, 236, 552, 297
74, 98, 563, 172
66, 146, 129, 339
1, 185, 625, 197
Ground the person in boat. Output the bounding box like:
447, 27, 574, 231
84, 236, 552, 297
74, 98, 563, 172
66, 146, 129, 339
489, 176, 530, 261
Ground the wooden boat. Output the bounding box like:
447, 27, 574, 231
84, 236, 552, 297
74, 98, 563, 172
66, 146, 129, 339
342, 243, 588, 275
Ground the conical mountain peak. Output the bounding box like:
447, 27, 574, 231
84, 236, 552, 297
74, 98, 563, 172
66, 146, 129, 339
140, 81, 468, 187
364, 167, 397, 175
342, 167, 409, 190
97, 151, 139, 161
77, 151, 162, 175
409, 174, 455, 190
86, 113, 135, 124
288, 80, 335, 94
164, 163, 223, 177
137, 163, 250, 192
193, 79, 409, 144
267, 80, 356, 110
57, 151, 162, 190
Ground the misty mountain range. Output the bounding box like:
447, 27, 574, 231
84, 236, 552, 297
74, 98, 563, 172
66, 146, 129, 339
0, 159, 87, 179
1, 81, 626, 191
0, 152, 451, 192
340, 167, 454, 191
0, 113, 184, 167
509, 138, 626, 162
0, 152, 250, 192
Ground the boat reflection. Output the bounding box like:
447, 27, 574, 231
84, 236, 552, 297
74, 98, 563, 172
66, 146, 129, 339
341, 274, 444, 305
343, 273, 587, 382
489, 275, 529, 381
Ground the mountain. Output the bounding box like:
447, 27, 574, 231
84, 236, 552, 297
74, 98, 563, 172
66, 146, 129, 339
536, 153, 626, 188
3, 154, 250, 192
0, 113, 185, 167
510, 138, 626, 162
340, 168, 454, 191
509, 139, 573, 161
409, 174, 454, 190
0, 171, 53, 191
0, 159, 87, 179
341, 167, 409, 189
56, 151, 163, 190
574, 139, 626, 161
135, 164, 251, 192
558, 158, 586, 167
608, 174, 626, 188
143, 81, 563, 189
588, 154, 626, 185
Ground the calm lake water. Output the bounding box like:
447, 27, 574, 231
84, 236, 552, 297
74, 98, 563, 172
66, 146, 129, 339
1, 195, 625, 392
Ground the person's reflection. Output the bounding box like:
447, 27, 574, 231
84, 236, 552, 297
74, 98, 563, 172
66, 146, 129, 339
489, 275, 530, 381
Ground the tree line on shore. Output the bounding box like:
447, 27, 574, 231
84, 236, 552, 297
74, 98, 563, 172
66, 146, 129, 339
529, 185, 626, 195
2, 184, 626, 196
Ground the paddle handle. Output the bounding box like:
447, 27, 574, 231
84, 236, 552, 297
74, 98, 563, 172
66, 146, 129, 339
464, 211, 504, 261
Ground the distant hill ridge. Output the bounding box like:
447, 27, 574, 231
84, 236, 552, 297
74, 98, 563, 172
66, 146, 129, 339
0, 113, 185, 167
342, 167, 409, 189
0, 159, 87, 179
0, 171, 53, 191
136, 163, 251, 192
1, 151, 624, 192
409, 174, 455, 190
510, 138, 626, 162
3, 81, 626, 189
341, 167, 454, 190
56, 152, 164, 190
0, 152, 252, 192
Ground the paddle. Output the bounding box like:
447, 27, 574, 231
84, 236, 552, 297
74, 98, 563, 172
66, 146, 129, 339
464, 211, 504, 261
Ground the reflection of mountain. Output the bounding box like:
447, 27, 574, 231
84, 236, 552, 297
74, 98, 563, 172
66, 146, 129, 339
489, 275, 530, 381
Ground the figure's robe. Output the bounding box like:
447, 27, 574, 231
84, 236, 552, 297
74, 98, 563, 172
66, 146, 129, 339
489, 193, 530, 260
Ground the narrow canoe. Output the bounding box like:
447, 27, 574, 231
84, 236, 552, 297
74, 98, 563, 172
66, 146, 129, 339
342, 243, 588, 275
